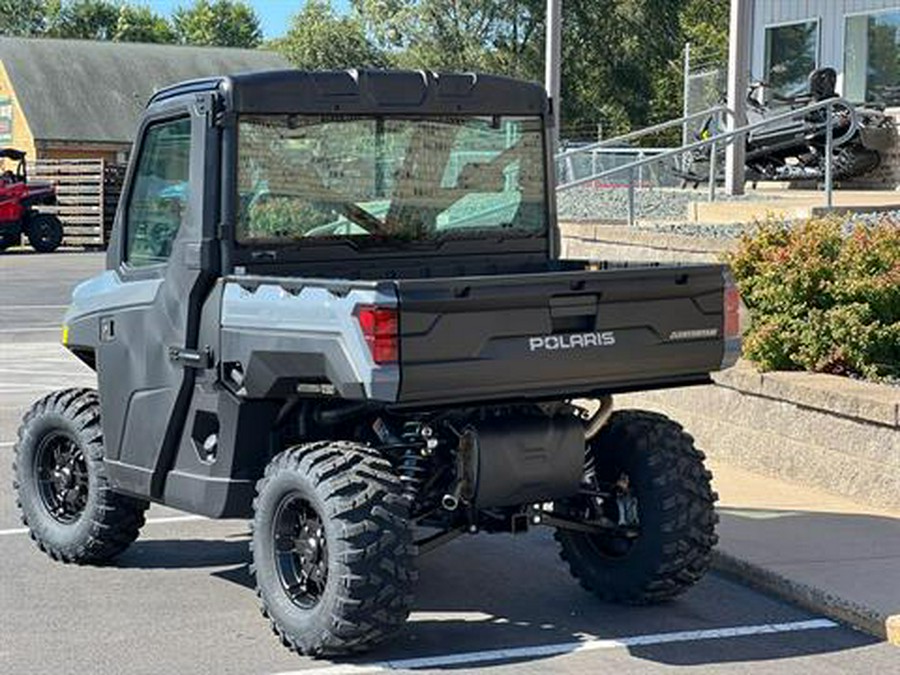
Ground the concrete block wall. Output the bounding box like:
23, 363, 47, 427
618, 364, 900, 511
559, 221, 731, 264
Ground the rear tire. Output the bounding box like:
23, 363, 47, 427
555, 410, 718, 604
251, 441, 416, 656
13, 388, 148, 563
26, 213, 63, 253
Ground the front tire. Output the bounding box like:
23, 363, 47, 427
251, 441, 416, 656
13, 388, 148, 563
26, 213, 63, 253
0, 231, 20, 251
555, 410, 718, 604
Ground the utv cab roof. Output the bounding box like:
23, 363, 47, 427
0, 148, 26, 161
149, 68, 549, 117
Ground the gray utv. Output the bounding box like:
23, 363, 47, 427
13, 69, 739, 656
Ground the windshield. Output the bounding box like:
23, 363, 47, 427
235, 114, 547, 244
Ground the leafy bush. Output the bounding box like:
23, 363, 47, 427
728, 216, 900, 381
245, 196, 334, 239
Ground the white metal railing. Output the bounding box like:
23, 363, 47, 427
555, 105, 730, 159
556, 97, 860, 226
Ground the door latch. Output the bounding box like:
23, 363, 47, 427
99, 316, 115, 342
168, 346, 213, 369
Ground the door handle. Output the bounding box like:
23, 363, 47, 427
168, 346, 212, 369
549, 295, 599, 318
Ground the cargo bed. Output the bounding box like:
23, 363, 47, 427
222, 262, 734, 407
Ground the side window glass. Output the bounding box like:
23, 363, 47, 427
126, 117, 192, 267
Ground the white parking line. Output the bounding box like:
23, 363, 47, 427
0, 305, 68, 311
0, 326, 59, 333
277, 619, 839, 675
0, 367, 86, 375
0, 382, 93, 390
5, 360, 87, 368
0, 514, 207, 537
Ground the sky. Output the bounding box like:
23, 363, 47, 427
145, 1, 351, 40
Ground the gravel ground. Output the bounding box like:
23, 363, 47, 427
557, 186, 900, 239
556, 186, 763, 224
842, 209, 900, 229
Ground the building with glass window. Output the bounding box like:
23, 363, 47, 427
752, 0, 900, 106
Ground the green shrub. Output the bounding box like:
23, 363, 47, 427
245, 196, 334, 239
728, 215, 900, 381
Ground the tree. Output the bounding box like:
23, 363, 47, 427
352, 0, 728, 139
172, 0, 262, 48
46, 0, 120, 40
273, 1, 385, 70
487, 0, 545, 81
353, 0, 544, 78
113, 4, 176, 43
681, 0, 728, 64
0, 0, 51, 37
351, 0, 417, 53
559, 0, 686, 138
0, 1, 175, 43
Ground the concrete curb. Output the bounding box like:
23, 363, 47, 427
712, 550, 899, 646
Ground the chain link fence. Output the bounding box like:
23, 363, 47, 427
683, 44, 728, 143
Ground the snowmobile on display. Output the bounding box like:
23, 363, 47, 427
678, 67, 896, 186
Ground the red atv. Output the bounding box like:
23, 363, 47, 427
0, 149, 63, 253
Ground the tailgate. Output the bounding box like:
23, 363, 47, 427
395, 266, 728, 404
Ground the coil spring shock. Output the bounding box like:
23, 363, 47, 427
397, 423, 432, 499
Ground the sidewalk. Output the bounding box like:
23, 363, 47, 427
710, 460, 900, 646
689, 188, 900, 224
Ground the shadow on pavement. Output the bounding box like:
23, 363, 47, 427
114, 526, 879, 669
117, 538, 249, 570
627, 627, 877, 667
0, 248, 98, 256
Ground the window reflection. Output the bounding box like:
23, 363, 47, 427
845, 11, 900, 106
764, 21, 819, 100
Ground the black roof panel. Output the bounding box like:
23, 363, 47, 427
151, 69, 548, 117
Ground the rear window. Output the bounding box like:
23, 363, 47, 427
235, 114, 547, 245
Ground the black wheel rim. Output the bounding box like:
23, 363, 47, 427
574, 460, 641, 559
599, 470, 640, 558
34, 431, 89, 524
272, 493, 328, 610
35, 221, 55, 247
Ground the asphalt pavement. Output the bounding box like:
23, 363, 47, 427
0, 251, 896, 675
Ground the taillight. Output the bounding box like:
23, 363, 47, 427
721, 271, 743, 369
356, 305, 399, 365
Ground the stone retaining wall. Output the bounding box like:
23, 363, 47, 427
618, 363, 900, 511
559, 221, 733, 264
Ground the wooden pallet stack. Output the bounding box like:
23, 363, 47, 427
103, 163, 126, 243
30, 159, 126, 248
